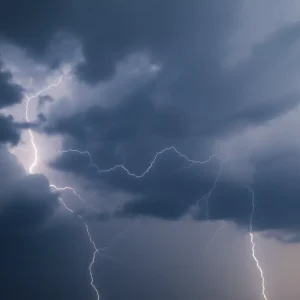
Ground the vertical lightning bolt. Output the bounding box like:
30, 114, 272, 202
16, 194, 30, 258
248, 187, 268, 300
195, 159, 227, 220
84, 222, 100, 300
25, 75, 63, 174
58, 197, 100, 300
23, 75, 102, 300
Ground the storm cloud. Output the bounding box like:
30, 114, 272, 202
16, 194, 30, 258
44, 15, 300, 233
2, 0, 300, 299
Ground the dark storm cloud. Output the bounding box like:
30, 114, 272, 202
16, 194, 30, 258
0, 114, 36, 145
44, 16, 300, 143
0, 0, 71, 60
0, 114, 21, 145
1, 0, 237, 76
45, 83, 188, 140
51, 148, 223, 220
0, 174, 59, 235
72, 0, 239, 83
72, 150, 300, 235
199, 152, 300, 233
0, 60, 23, 108
44, 6, 300, 235
0, 147, 60, 234
0, 147, 98, 300
0, 58, 27, 145
109, 150, 300, 233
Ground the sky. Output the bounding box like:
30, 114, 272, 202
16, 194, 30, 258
1, 1, 300, 299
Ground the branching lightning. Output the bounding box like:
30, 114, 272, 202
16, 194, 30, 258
248, 187, 268, 300
24, 75, 102, 300
58, 147, 218, 178
50, 184, 102, 213
20, 73, 270, 300
195, 159, 227, 220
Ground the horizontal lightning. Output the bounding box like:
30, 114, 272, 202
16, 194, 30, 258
22, 73, 269, 300
58, 147, 219, 178
58, 148, 227, 223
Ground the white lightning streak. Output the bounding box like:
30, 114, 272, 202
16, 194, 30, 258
25, 75, 63, 174
24, 76, 101, 299
50, 184, 101, 213
22, 74, 234, 300
248, 187, 268, 300
50, 184, 86, 202
57, 196, 100, 300
84, 222, 100, 300
58, 147, 218, 178
196, 159, 227, 220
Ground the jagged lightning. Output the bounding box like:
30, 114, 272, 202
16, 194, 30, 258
24, 75, 102, 300
84, 221, 100, 300
20, 72, 270, 300
195, 159, 227, 220
248, 187, 268, 300
57, 196, 100, 300
25, 75, 63, 174
58, 147, 218, 178
50, 184, 102, 213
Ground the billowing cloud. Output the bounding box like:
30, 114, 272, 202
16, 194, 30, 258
0, 60, 23, 108
0, 147, 97, 300
2, 0, 300, 299
44, 17, 300, 234
0, 147, 59, 232
0, 115, 21, 145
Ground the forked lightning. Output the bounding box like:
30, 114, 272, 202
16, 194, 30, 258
19, 73, 269, 300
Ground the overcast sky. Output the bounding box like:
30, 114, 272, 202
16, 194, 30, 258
1, 1, 300, 299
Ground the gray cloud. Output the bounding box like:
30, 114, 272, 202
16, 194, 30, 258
0, 147, 59, 234
0, 146, 98, 300
0, 114, 37, 145
0, 60, 23, 108
0, 115, 20, 145
2, 0, 300, 298
44, 18, 300, 234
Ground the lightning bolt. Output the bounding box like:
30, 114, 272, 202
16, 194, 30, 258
58, 148, 227, 224
25, 75, 63, 174
23, 75, 102, 300
22, 73, 266, 300
248, 187, 268, 300
58, 147, 218, 178
57, 197, 100, 299
49, 184, 102, 213
195, 159, 227, 220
